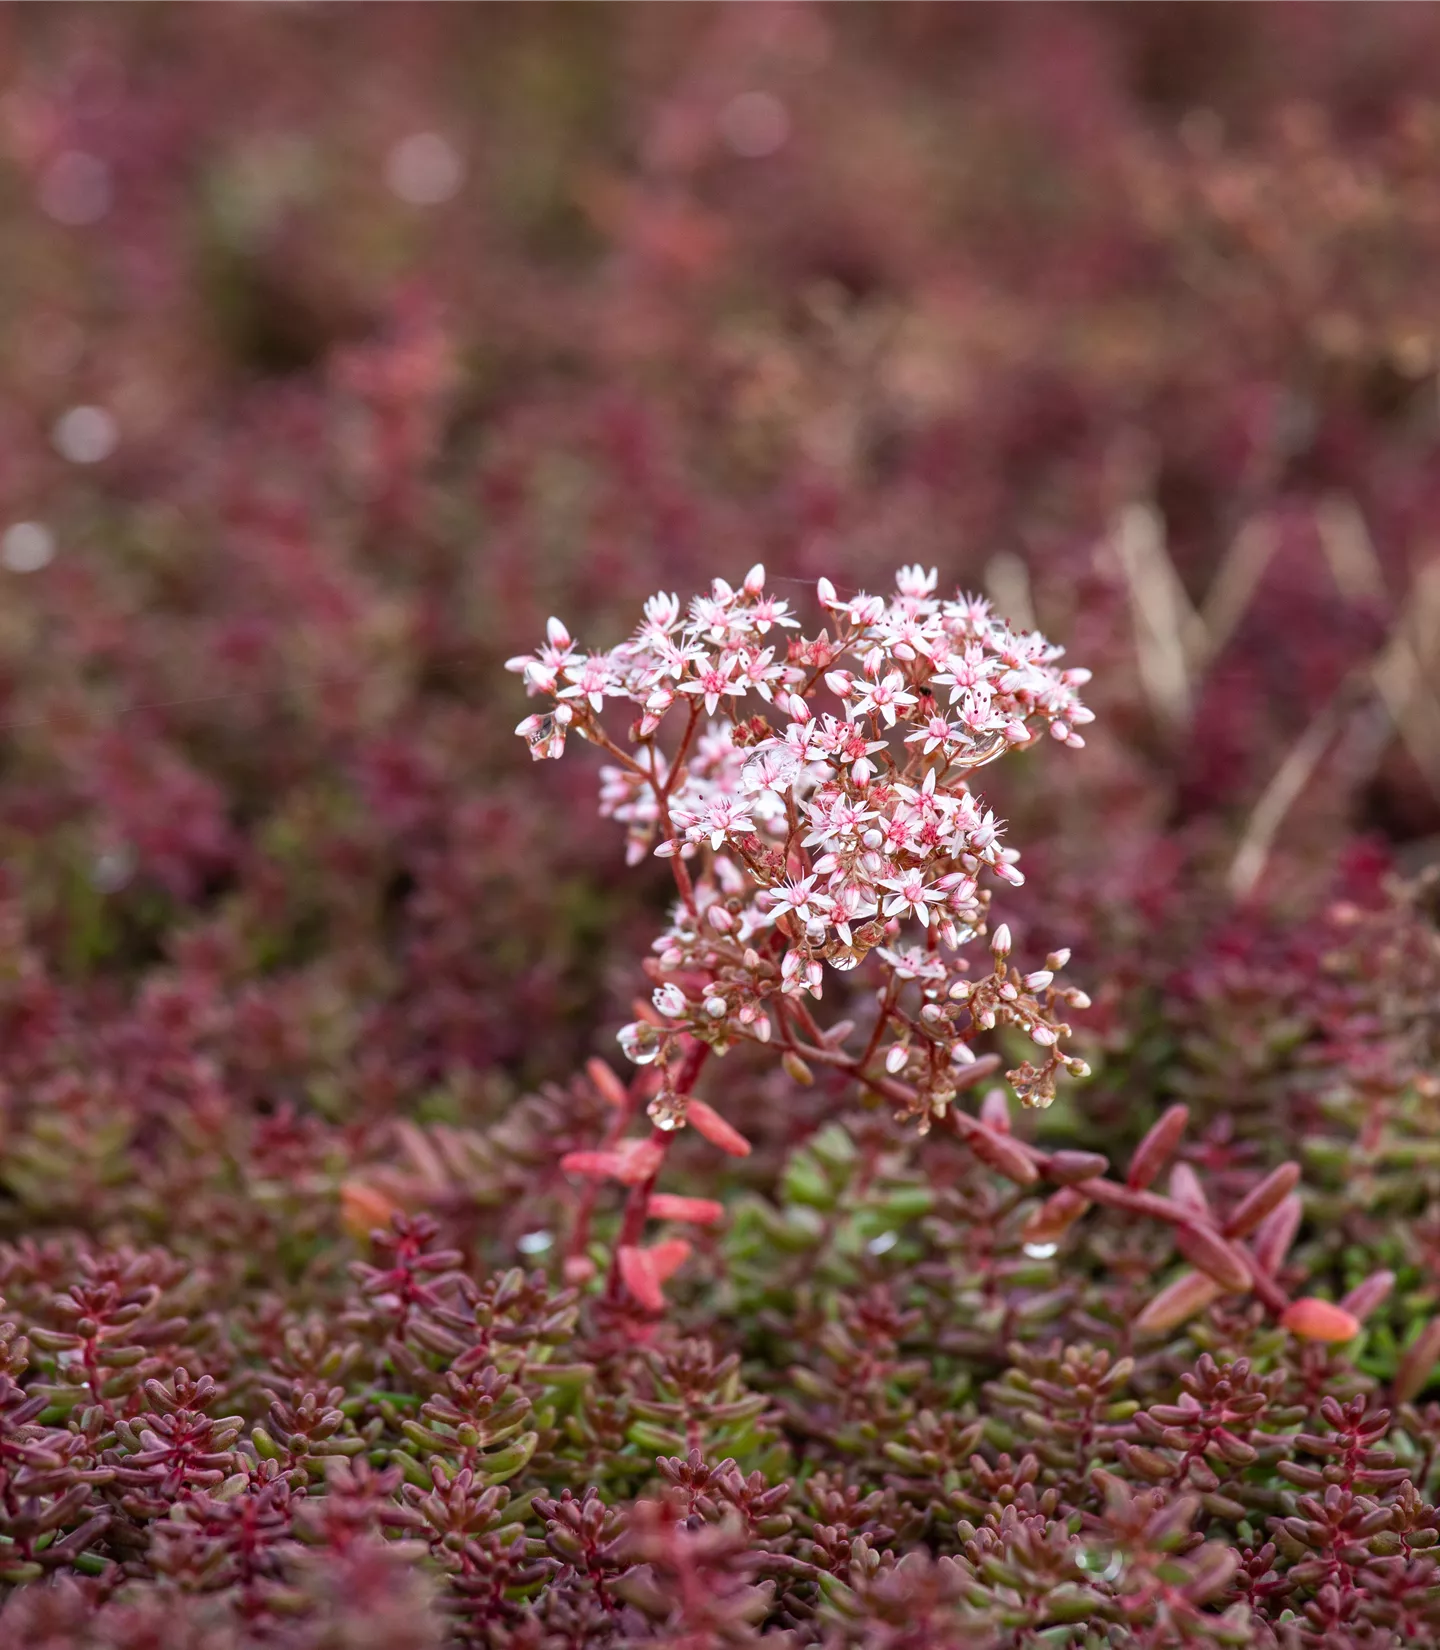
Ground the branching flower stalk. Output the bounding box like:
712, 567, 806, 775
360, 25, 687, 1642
510, 564, 1093, 1115
510, 566, 1377, 1335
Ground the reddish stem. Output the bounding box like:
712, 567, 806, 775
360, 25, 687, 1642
605, 1039, 711, 1305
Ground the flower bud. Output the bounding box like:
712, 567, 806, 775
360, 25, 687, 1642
990, 923, 1012, 958
743, 562, 765, 595
816, 576, 838, 607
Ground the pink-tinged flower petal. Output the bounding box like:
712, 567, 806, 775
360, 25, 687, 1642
686, 1099, 752, 1156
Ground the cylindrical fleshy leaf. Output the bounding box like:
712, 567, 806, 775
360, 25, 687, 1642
1395, 1318, 1440, 1405
1047, 1149, 1108, 1185
1175, 1223, 1252, 1294
559, 1150, 627, 1181
340, 1179, 402, 1241
1280, 1298, 1361, 1343
647, 1194, 726, 1226
686, 1099, 752, 1157
1251, 1194, 1303, 1275
1127, 1105, 1189, 1190
970, 1125, 1040, 1185
980, 1088, 1012, 1133
617, 1246, 665, 1313
1021, 1186, 1091, 1247
1223, 1163, 1301, 1239
1136, 1271, 1223, 1336
586, 1058, 630, 1109
1339, 1270, 1395, 1324
1168, 1162, 1210, 1218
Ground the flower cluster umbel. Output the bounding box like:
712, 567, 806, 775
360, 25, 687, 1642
510, 566, 1093, 1128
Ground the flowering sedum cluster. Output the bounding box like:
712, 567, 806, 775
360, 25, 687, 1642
510, 566, 1094, 1127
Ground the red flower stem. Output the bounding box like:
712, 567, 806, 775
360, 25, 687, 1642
794, 1041, 1293, 1319
654, 701, 703, 915
566, 1070, 647, 1264
605, 1038, 710, 1304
